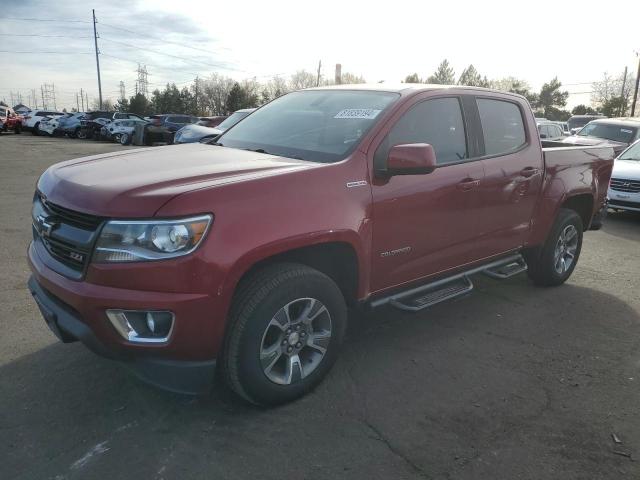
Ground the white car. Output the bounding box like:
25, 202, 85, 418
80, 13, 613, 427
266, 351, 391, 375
37, 114, 66, 136
608, 139, 640, 213
104, 118, 148, 144
22, 110, 65, 134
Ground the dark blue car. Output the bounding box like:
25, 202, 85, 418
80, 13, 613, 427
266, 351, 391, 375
150, 114, 198, 133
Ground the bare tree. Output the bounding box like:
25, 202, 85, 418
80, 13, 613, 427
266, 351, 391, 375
592, 71, 636, 115
289, 70, 317, 90
202, 73, 235, 115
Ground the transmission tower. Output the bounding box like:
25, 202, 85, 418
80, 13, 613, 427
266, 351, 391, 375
10, 91, 23, 106
135, 64, 149, 97
40, 83, 57, 110
119, 81, 126, 101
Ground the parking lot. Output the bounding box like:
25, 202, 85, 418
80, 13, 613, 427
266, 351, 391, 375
1, 133, 639, 479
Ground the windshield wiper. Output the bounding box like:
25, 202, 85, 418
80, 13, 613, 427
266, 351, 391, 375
243, 148, 269, 154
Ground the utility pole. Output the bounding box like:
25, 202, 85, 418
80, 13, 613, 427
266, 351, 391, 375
41, 86, 45, 109
632, 53, 640, 117
194, 76, 199, 114
335, 64, 342, 85
316, 60, 322, 87
619, 66, 628, 116
76, 93, 80, 112
80, 88, 84, 111
92, 9, 103, 110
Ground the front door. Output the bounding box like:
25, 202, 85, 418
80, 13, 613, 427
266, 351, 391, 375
369, 95, 486, 293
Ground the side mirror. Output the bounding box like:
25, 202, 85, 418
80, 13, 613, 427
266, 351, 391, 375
386, 143, 437, 176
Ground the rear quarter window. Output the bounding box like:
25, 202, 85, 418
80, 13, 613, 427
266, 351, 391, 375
477, 99, 527, 156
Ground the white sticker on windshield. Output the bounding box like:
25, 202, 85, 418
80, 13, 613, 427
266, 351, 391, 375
621, 129, 633, 133
334, 109, 381, 119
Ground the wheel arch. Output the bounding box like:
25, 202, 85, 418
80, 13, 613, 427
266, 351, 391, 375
560, 193, 594, 230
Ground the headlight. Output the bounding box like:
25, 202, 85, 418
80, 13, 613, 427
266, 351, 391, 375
93, 214, 212, 263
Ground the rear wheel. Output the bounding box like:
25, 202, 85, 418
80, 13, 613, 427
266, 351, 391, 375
526, 208, 583, 286
223, 263, 347, 406
120, 133, 130, 145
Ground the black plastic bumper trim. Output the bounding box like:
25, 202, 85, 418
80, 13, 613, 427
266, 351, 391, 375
27, 275, 216, 395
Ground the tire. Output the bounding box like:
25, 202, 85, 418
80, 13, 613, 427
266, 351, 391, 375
525, 208, 583, 287
32, 122, 40, 135
14, 123, 21, 134
75, 127, 86, 139
120, 133, 130, 145
223, 263, 347, 406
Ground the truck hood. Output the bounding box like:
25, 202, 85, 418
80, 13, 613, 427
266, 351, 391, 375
38, 143, 320, 217
612, 159, 640, 180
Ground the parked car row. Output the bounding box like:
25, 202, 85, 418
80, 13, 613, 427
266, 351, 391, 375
2, 107, 255, 146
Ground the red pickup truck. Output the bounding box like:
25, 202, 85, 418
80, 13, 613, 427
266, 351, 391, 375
28, 85, 614, 405
0, 106, 23, 134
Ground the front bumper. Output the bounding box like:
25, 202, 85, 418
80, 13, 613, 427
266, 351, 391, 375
27, 242, 221, 394
28, 275, 216, 394
608, 188, 640, 212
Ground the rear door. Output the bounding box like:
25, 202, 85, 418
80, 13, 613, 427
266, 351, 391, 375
473, 96, 544, 254
369, 93, 486, 292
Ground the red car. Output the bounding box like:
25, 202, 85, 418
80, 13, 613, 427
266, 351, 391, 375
28, 85, 614, 405
0, 106, 23, 134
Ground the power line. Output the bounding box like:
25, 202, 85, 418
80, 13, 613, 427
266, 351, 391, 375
0, 33, 93, 38
0, 50, 93, 54
99, 22, 229, 56
99, 36, 242, 72
0, 16, 91, 23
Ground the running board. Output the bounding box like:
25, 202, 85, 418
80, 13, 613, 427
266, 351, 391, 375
483, 257, 527, 279
390, 276, 473, 312
370, 254, 526, 312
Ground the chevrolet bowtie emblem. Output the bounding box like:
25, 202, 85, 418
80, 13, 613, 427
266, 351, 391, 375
36, 215, 57, 237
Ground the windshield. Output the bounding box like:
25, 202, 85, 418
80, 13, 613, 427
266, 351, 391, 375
217, 111, 251, 131
619, 141, 640, 161
568, 116, 601, 130
578, 123, 637, 143
218, 90, 399, 162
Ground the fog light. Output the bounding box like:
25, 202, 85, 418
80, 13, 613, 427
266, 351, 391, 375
106, 309, 174, 343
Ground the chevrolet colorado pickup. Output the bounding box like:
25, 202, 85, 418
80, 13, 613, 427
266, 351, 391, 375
28, 85, 614, 405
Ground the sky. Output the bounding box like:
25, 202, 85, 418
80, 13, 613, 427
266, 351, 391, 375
1, 0, 639, 111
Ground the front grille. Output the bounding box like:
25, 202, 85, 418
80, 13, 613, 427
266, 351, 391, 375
610, 178, 640, 193
41, 195, 103, 230
42, 236, 88, 269
34, 194, 104, 275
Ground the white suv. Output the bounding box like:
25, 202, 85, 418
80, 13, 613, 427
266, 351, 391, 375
608, 139, 640, 213
23, 110, 65, 135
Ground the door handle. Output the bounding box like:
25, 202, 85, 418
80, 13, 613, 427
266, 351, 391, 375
520, 167, 540, 178
456, 178, 480, 191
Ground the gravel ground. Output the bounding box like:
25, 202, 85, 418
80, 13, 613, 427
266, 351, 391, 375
1, 133, 639, 480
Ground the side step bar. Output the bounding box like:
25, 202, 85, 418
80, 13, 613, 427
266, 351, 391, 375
370, 254, 526, 312
483, 257, 527, 279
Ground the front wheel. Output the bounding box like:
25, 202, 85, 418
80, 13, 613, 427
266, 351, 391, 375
32, 122, 40, 135
525, 208, 583, 287
222, 263, 347, 406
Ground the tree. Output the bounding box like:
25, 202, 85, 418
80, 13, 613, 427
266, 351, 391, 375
571, 104, 598, 115
128, 93, 151, 116
261, 76, 289, 104
533, 77, 569, 120
427, 59, 455, 84
226, 82, 258, 112
115, 97, 130, 112
600, 96, 627, 117
404, 73, 423, 83
290, 70, 317, 90
592, 71, 636, 116
202, 73, 235, 115
489, 77, 537, 104
457, 64, 489, 87
340, 72, 366, 85
90, 98, 113, 111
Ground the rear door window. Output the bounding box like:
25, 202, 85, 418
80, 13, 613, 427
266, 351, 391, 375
374, 97, 468, 168
477, 99, 526, 155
